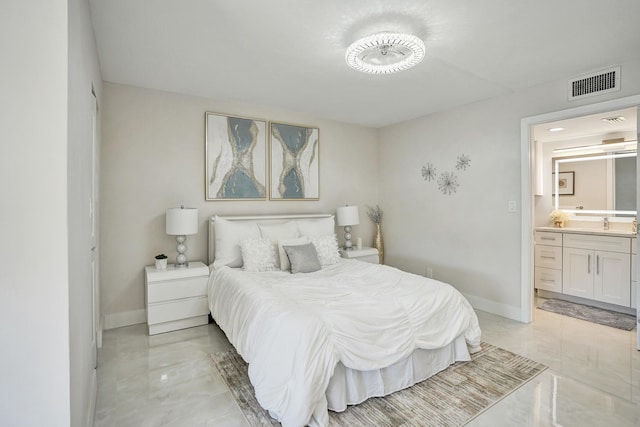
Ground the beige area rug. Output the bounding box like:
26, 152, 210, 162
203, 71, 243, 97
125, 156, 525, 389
211, 343, 546, 427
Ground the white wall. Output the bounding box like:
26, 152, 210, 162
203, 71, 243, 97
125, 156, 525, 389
0, 1, 70, 426
100, 83, 379, 320
68, 0, 103, 425
379, 59, 640, 319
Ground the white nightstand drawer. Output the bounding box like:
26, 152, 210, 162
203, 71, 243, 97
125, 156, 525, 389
147, 276, 207, 304
147, 296, 209, 325
535, 267, 562, 292
340, 247, 380, 264
535, 245, 562, 269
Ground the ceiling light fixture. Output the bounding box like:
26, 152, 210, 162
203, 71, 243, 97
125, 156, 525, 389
548, 127, 565, 132
345, 32, 425, 75
552, 140, 637, 154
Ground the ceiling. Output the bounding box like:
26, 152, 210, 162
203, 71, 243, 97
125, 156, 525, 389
89, 0, 640, 128
534, 107, 638, 143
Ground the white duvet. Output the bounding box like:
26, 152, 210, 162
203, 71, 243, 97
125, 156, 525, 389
208, 259, 481, 427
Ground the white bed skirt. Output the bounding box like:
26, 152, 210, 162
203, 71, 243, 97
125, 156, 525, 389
326, 334, 470, 412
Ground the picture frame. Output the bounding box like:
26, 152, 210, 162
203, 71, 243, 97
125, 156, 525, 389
552, 171, 575, 196
269, 122, 319, 200
205, 112, 267, 201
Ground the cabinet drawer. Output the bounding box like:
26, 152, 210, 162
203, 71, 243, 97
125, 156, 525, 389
535, 232, 562, 247
563, 234, 630, 254
535, 267, 562, 292
535, 245, 562, 269
147, 296, 209, 325
147, 276, 207, 304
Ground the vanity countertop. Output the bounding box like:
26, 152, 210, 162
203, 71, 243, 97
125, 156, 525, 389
536, 226, 637, 238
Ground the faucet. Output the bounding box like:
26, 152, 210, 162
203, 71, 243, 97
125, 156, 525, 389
603, 216, 609, 230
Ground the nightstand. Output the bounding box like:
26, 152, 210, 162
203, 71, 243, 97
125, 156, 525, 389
144, 261, 210, 335
340, 246, 380, 264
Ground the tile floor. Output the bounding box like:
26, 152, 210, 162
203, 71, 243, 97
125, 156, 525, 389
95, 301, 640, 426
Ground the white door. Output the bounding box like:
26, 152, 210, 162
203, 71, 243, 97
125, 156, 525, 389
562, 247, 594, 299
90, 93, 99, 367
593, 250, 631, 306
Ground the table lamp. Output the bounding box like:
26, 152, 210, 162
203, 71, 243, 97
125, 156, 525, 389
336, 205, 359, 250
166, 205, 198, 268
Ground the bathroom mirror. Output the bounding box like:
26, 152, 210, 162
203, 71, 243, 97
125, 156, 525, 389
553, 151, 637, 216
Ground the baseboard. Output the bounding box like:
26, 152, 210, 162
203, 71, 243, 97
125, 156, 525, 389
86, 368, 97, 427
462, 293, 522, 322
104, 308, 146, 330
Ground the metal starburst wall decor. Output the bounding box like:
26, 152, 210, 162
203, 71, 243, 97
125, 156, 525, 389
437, 171, 458, 195
421, 154, 471, 196
421, 163, 436, 181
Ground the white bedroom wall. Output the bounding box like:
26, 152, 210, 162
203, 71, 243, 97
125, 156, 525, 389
379, 59, 640, 319
0, 1, 70, 426
100, 83, 379, 323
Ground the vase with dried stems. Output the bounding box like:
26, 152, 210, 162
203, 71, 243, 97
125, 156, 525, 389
367, 205, 384, 264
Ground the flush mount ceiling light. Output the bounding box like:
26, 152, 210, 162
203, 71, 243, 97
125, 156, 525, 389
345, 32, 425, 75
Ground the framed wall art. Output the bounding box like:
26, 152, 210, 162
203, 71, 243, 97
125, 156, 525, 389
205, 112, 267, 201
270, 122, 319, 200
552, 171, 575, 196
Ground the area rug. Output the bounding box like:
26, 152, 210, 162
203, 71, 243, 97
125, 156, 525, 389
537, 299, 636, 331
210, 343, 546, 427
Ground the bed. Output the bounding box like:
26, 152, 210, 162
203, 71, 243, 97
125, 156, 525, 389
207, 214, 481, 427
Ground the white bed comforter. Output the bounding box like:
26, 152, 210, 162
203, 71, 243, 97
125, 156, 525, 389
208, 259, 481, 427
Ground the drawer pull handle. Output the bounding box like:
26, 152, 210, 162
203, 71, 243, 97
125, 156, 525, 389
540, 279, 555, 283
588, 254, 591, 274
596, 255, 600, 275
540, 237, 555, 241
541, 256, 556, 259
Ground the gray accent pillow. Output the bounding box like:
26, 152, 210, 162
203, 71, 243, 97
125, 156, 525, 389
283, 243, 322, 274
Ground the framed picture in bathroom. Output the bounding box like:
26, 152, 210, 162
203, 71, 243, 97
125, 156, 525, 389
552, 171, 574, 196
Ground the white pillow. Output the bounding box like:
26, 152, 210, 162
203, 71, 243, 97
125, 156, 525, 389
310, 234, 341, 267
296, 216, 335, 238
240, 238, 277, 272
277, 237, 309, 271
213, 216, 261, 268
258, 222, 299, 268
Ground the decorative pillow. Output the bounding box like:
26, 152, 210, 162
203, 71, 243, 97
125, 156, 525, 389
213, 216, 261, 269
310, 234, 342, 267
296, 216, 335, 238
277, 237, 309, 271
283, 243, 321, 274
239, 238, 277, 272
259, 222, 300, 268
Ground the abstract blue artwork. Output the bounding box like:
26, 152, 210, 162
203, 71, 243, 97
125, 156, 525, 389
270, 122, 319, 200
206, 113, 267, 200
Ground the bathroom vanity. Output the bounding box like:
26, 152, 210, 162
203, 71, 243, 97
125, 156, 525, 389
535, 227, 637, 315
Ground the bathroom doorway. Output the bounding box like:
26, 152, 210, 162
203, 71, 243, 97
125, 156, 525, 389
520, 94, 640, 328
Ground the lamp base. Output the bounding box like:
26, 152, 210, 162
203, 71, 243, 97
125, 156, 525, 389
174, 235, 190, 269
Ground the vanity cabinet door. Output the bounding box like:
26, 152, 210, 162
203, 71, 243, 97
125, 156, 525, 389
594, 250, 631, 307
563, 247, 594, 299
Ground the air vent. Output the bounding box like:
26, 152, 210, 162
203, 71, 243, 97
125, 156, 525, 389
568, 66, 620, 100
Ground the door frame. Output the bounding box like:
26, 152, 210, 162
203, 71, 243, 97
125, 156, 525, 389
520, 94, 640, 323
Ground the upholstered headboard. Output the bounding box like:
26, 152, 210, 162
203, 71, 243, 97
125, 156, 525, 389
207, 214, 334, 265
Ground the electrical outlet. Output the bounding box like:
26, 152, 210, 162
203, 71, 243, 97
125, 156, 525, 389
426, 267, 433, 278
508, 200, 517, 212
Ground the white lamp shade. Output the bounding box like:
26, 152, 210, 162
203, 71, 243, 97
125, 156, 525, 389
166, 207, 198, 235
336, 205, 360, 226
